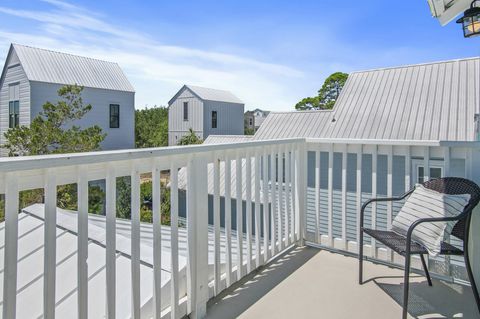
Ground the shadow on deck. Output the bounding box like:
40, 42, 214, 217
207, 247, 479, 319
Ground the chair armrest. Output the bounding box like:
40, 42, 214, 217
360, 190, 414, 230
404, 213, 466, 255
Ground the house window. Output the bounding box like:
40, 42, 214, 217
212, 111, 217, 128
413, 159, 443, 184
8, 100, 19, 128
109, 104, 120, 128
249, 118, 253, 126
183, 102, 189, 121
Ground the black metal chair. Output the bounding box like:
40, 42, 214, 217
358, 177, 480, 319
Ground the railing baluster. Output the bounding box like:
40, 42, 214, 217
315, 150, 320, 243
152, 161, 162, 319
77, 167, 88, 319
444, 147, 450, 177
170, 163, 179, 318
328, 145, 333, 247
285, 147, 291, 246
386, 146, 393, 261
424, 146, 430, 181
245, 151, 253, 273
131, 164, 141, 318
224, 154, 232, 286
290, 145, 297, 242
405, 146, 411, 190
277, 147, 284, 251
341, 146, 347, 250
371, 146, 378, 258
295, 143, 307, 245
443, 146, 451, 276
44, 169, 57, 319
254, 149, 262, 267
213, 155, 221, 295
356, 145, 363, 252
3, 172, 19, 319
262, 149, 270, 262
105, 165, 116, 319
235, 152, 244, 279
270, 147, 277, 255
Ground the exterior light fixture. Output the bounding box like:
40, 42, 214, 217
457, 0, 480, 38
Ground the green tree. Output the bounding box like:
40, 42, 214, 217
295, 72, 348, 110
116, 176, 132, 219
4, 84, 106, 155
244, 127, 255, 135
2, 85, 107, 216
135, 106, 169, 148
178, 128, 203, 145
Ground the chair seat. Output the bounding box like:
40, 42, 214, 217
363, 228, 463, 256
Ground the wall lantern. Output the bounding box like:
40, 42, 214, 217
457, 0, 480, 38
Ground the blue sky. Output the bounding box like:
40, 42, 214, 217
0, 0, 478, 111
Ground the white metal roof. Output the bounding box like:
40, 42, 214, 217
0, 204, 254, 318
9, 44, 135, 92
203, 135, 253, 144
255, 57, 480, 142
177, 135, 259, 199
169, 85, 243, 105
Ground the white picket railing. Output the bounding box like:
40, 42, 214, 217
304, 138, 480, 282
0, 138, 304, 319
1, 137, 479, 318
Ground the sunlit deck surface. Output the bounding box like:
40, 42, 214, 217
207, 247, 479, 319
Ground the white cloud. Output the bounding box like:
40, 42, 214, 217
0, 0, 307, 110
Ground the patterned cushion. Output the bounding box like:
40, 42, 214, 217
392, 184, 470, 256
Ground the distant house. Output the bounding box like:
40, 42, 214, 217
0, 44, 135, 155
244, 108, 270, 133
244, 110, 255, 132
178, 56, 480, 237
168, 85, 244, 145
252, 108, 270, 130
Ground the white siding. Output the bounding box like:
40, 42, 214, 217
203, 101, 244, 138
168, 88, 204, 145
30, 82, 135, 150
0, 50, 30, 156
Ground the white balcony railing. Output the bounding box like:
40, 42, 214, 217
0, 137, 478, 318
0, 138, 305, 319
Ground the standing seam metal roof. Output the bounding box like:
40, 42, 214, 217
10, 44, 135, 92
254, 57, 480, 142
169, 85, 243, 105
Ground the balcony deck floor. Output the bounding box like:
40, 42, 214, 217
207, 246, 479, 319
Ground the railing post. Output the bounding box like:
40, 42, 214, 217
3, 172, 19, 319
187, 154, 209, 319
295, 141, 307, 246
44, 169, 57, 319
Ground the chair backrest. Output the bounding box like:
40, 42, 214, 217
422, 177, 480, 241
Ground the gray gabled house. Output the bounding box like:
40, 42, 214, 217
0, 44, 135, 155
168, 85, 244, 145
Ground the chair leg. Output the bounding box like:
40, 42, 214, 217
403, 252, 411, 319
359, 230, 364, 285
420, 254, 433, 287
